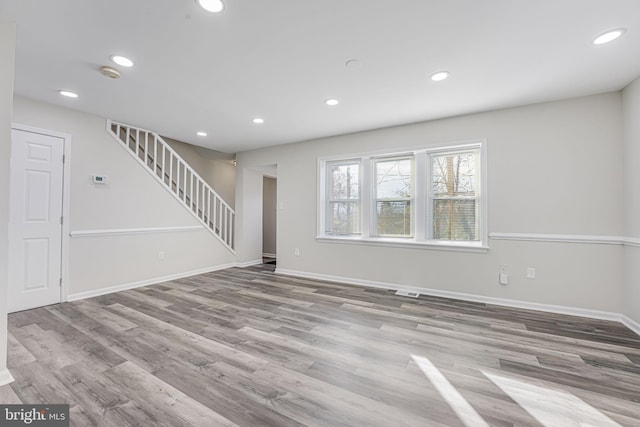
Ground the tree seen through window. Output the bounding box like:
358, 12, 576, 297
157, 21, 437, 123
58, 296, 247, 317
431, 151, 479, 240
375, 158, 412, 237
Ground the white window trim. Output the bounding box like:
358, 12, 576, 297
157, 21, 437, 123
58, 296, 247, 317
323, 158, 362, 235
371, 155, 415, 238
427, 145, 485, 242
317, 140, 488, 253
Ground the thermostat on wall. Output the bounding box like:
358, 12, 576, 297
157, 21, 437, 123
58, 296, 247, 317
92, 175, 109, 184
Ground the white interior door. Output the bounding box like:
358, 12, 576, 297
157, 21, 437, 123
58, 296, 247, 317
8, 129, 64, 313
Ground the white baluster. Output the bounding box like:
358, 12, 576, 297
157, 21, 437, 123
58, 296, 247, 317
223, 208, 228, 244
169, 152, 174, 192
144, 132, 149, 165
206, 190, 211, 230
135, 129, 140, 157
160, 142, 164, 183
153, 135, 158, 176
213, 198, 218, 235
190, 171, 194, 209
195, 179, 200, 217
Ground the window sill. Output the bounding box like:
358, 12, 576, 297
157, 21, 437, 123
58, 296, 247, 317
316, 235, 489, 253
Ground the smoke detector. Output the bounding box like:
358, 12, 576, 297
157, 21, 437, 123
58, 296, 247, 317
99, 66, 121, 79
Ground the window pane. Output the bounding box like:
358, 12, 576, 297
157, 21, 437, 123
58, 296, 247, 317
376, 201, 411, 237
433, 199, 478, 240
376, 159, 411, 199
329, 163, 359, 200
432, 152, 478, 197
327, 202, 360, 234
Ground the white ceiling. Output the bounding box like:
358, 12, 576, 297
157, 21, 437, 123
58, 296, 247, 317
2, 0, 640, 153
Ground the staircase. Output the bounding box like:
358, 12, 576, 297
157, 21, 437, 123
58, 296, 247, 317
106, 120, 235, 252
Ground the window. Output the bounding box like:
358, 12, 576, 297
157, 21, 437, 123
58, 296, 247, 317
430, 149, 480, 241
325, 160, 360, 235
373, 157, 413, 237
318, 141, 486, 251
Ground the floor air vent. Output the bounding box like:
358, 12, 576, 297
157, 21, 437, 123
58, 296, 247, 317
395, 290, 420, 298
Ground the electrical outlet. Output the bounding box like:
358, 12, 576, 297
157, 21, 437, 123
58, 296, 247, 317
499, 273, 509, 285
527, 267, 536, 279
158, 251, 165, 261
498, 264, 508, 285
294, 248, 300, 256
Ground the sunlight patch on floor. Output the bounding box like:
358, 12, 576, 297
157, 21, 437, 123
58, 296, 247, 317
412, 355, 489, 427
483, 371, 622, 427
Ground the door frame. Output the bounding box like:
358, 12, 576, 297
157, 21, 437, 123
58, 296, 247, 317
11, 123, 72, 304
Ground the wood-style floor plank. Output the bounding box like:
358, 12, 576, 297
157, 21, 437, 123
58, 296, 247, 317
1, 263, 640, 426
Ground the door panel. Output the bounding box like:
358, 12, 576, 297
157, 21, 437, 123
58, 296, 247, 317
8, 129, 64, 313
25, 169, 52, 221
23, 238, 50, 290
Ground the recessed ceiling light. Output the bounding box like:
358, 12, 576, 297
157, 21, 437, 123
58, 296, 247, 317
59, 90, 78, 98
196, 131, 207, 136
431, 71, 450, 82
197, 0, 224, 13
325, 99, 339, 106
593, 28, 626, 45
252, 118, 264, 124
111, 55, 134, 67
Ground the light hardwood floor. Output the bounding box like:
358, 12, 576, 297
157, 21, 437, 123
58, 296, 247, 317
2, 263, 640, 426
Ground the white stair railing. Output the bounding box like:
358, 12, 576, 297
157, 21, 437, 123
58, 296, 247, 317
106, 120, 235, 252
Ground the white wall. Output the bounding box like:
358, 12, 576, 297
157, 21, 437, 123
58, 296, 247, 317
163, 137, 236, 208
623, 76, 640, 325
237, 92, 625, 314
12, 96, 235, 297
235, 168, 264, 265
0, 22, 15, 385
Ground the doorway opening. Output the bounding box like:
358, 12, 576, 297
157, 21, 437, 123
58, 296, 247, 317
263, 175, 277, 265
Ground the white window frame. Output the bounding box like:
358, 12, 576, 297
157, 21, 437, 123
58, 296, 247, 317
317, 140, 488, 253
427, 146, 483, 243
371, 155, 415, 238
323, 159, 362, 235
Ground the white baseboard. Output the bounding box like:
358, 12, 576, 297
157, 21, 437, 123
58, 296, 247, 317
66, 258, 268, 303
61, 263, 640, 336
235, 259, 264, 268
621, 315, 640, 336
0, 369, 15, 386
262, 253, 276, 258
275, 268, 635, 327
67, 263, 236, 301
